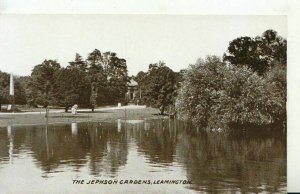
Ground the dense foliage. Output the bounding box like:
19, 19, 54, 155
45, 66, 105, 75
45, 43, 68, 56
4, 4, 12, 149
135, 62, 179, 114
176, 29, 286, 128
86, 49, 128, 107
176, 55, 286, 128
31, 60, 61, 107
53, 67, 91, 111
223, 29, 286, 75
0, 49, 129, 111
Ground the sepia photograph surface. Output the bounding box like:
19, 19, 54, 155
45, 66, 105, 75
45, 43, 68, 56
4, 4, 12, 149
0, 14, 287, 193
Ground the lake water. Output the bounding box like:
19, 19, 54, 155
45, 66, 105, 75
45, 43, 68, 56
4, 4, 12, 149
0, 119, 286, 193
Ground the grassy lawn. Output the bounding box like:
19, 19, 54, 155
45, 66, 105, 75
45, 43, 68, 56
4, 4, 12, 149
0, 107, 164, 127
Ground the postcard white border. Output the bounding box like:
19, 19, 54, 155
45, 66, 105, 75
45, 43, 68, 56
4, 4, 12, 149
0, 0, 299, 192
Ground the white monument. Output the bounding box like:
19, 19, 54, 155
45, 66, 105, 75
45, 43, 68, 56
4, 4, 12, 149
7, 73, 14, 111
71, 104, 78, 115
9, 73, 14, 96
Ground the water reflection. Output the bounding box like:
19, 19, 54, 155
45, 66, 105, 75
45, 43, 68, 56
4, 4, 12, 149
0, 119, 286, 193
117, 119, 121, 132
71, 122, 78, 135
176, 124, 286, 193
134, 120, 178, 164
7, 126, 13, 164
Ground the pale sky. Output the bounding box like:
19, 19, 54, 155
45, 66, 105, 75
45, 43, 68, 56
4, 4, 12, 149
0, 15, 287, 76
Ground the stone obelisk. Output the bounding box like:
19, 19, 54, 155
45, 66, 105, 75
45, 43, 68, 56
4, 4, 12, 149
9, 73, 15, 111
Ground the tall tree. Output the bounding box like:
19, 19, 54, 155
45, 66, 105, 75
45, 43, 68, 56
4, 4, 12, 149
13, 77, 27, 105
53, 67, 91, 112
135, 71, 147, 84
104, 52, 128, 104
223, 29, 286, 75
17, 76, 36, 107
86, 49, 107, 109
68, 53, 87, 71
260, 30, 287, 64
31, 60, 61, 107
139, 62, 178, 115
86, 49, 128, 107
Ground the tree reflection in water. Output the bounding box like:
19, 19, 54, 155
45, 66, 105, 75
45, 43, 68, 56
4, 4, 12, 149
0, 122, 128, 177
126, 119, 286, 193
0, 119, 286, 193
175, 122, 286, 193
133, 119, 178, 164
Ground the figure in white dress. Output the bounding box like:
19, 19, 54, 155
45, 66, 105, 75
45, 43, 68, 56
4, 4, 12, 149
71, 104, 78, 115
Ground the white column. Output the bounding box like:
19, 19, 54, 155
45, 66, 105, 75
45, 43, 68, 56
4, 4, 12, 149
9, 73, 14, 96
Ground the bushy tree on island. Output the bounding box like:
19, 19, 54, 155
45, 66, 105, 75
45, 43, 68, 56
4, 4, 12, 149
176, 29, 286, 129
176, 55, 286, 128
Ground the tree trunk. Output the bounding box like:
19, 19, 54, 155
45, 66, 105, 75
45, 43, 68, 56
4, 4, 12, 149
160, 105, 165, 115
65, 106, 69, 113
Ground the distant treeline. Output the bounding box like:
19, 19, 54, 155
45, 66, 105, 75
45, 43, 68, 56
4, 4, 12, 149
0, 49, 128, 111
0, 29, 287, 128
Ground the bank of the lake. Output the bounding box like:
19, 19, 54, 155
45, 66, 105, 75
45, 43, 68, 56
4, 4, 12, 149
0, 107, 165, 127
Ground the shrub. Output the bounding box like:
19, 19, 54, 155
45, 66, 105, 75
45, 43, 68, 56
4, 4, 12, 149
176, 56, 286, 128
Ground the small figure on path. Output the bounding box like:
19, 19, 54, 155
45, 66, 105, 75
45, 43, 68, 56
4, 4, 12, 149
71, 104, 78, 115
